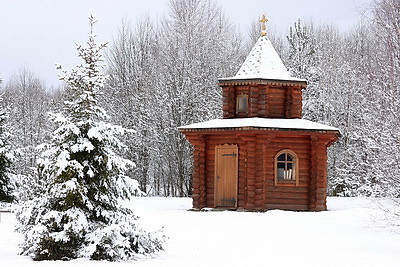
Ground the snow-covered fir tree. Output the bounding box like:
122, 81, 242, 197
16, 14, 164, 261
0, 94, 14, 203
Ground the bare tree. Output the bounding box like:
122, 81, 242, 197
369, 0, 400, 196
105, 17, 160, 194
0, 68, 56, 200
155, 0, 242, 196
105, 0, 243, 196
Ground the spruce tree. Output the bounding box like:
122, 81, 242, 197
0, 97, 14, 203
17, 15, 164, 261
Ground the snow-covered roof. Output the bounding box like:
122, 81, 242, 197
179, 117, 340, 134
220, 35, 305, 83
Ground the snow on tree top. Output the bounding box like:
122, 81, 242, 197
221, 35, 305, 82
179, 117, 341, 134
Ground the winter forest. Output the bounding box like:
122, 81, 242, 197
1, 0, 399, 204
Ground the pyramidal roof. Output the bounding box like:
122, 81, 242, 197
221, 35, 305, 82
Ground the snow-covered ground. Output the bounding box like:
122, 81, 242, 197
1, 197, 400, 267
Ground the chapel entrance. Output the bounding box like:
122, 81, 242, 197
215, 144, 238, 208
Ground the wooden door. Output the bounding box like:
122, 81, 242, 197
215, 144, 238, 208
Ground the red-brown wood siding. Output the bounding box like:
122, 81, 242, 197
221, 83, 304, 119
264, 136, 311, 210
183, 130, 337, 211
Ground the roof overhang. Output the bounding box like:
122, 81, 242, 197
218, 78, 307, 87
178, 118, 341, 137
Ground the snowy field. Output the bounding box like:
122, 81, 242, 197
1, 197, 400, 267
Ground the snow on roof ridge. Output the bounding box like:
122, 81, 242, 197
223, 35, 304, 82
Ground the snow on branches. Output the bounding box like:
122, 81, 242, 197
16, 14, 164, 261
0, 95, 14, 203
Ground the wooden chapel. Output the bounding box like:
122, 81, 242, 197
179, 16, 340, 211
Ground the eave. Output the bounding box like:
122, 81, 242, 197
178, 126, 341, 138
218, 78, 307, 88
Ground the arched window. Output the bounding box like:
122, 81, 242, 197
274, 150, 299, 186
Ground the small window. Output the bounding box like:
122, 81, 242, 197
275, 150, 298, 186
236, 94, 248, 114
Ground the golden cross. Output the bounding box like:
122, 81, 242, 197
260, 15, 268, 36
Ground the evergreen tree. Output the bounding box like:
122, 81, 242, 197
0, 95, 14, 203
16, 15, 164, 261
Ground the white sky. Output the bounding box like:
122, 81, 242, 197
0, 0, 373, 88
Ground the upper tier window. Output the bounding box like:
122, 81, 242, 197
236, 94, 248, 114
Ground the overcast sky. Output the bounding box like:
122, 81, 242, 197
0, 0, 373, 88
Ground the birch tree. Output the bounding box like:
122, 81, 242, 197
105, 17, 160, 194
0, 69, 56, 201
368, 0, 400, 196
154, 0, 242, 196
105, 0, 242, 196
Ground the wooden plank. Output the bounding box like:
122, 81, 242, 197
267, 191, 309, 200
266, 186, 309, 193
267, 139, 308, 145
265, 204, 309, 211
266, 197, 308, 205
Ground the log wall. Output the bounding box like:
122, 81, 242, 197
184, 130, 336, 211
189, 135, 206, 209
264, 135, 311, 210
221, 83, 304, 119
